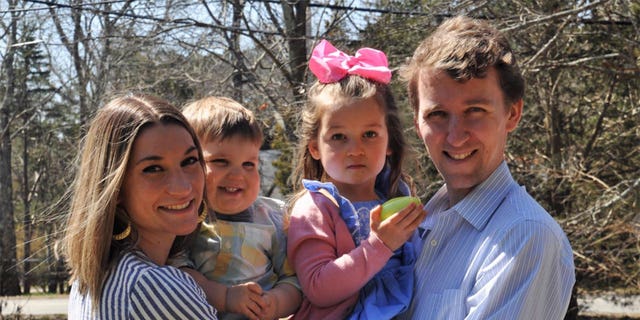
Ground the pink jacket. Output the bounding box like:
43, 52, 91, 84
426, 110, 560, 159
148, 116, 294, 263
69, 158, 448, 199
287, 190, 393, 320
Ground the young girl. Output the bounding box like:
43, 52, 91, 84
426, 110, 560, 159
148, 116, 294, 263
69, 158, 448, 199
287, 40, 427, 320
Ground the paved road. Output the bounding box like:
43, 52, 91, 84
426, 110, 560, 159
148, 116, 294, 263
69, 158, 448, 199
1, 294, 67, 316
579, 294, 640, 318
2, 294, 640, 318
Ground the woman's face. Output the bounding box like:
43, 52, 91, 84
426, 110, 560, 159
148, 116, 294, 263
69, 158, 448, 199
119, 122, 204, 255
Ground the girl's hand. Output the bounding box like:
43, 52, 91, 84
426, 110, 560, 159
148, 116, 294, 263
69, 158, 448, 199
257, 283, 301, 320
258, 291, 279, 320
226, 282, 266, 320
370, 202, 427, 251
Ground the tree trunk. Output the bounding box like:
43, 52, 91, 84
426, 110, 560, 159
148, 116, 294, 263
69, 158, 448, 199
73, 1, 89, 125
282, 0, 308, 104
281, 0, 308, 143
49, 0, 89, 125
0, 0, 21, 296
231, 0, 244, 102
20, 72, 32, 295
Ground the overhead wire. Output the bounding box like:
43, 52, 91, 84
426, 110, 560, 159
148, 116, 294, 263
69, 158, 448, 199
6, 0, 633, 40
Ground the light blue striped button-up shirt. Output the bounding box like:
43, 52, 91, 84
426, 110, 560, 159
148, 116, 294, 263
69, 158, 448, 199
68, 251, 218, 319
399, 161, 575, 320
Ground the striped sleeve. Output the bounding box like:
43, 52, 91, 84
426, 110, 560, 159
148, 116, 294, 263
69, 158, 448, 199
467, 220, 574, 319
130, 266, 217, 319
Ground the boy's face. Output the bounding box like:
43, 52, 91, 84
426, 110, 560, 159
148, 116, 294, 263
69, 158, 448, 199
202, 135, 261, 214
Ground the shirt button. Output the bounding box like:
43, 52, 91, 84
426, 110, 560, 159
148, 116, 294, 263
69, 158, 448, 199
430, 239, 438, 247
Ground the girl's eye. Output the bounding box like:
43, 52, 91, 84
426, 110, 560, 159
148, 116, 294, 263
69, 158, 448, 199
182, 156, 199, 167
427, 110, 447, 119
330, 133, 346, 141
363, 131, 378, 138
142, 165, 163, 173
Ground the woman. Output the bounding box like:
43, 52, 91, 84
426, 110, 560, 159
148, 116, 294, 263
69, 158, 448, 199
62, 93, 218, 319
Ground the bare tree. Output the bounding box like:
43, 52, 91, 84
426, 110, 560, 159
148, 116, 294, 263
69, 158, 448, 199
47, 0, 136, 124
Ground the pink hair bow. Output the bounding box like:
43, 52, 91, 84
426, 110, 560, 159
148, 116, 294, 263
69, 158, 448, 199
309, 39, 391, 84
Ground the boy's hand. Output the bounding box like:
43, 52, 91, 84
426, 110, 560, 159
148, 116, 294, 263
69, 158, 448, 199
226, 282, 266, 320
370, 202, 427, 251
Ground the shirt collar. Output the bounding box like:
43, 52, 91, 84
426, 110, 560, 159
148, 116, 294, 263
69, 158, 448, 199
215, 206, 253, 222
422, 161, 517, 232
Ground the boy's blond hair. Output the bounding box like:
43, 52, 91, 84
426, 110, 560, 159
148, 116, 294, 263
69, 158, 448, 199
182, 96, 262, 145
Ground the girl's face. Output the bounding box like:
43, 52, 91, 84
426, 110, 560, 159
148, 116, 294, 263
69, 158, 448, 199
308, 97, 391, 201
119, 123, 204, 258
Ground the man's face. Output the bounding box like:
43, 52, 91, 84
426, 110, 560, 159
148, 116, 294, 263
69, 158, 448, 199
414, 68, 522, 205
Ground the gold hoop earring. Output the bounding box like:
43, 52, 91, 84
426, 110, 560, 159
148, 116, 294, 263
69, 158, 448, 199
198, 204, 208, 223
113, 222, 131, 241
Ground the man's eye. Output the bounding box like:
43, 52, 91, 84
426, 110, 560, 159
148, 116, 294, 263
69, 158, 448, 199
142, 165, 163, 173
182, 156, 199, 167
468, 106, 485, 113
330, 133, 346, 141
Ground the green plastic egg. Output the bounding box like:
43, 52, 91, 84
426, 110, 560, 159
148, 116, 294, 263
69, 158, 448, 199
380, 196, 421, 221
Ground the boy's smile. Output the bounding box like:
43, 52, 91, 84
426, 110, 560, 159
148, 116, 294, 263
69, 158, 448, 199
203, 135, 261, 214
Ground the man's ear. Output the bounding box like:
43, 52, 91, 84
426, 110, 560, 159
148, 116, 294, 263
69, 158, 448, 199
308, 139, 321, 160
506, 99, 523, 133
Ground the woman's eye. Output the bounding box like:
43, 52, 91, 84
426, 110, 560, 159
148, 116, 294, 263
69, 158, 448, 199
142, 165, 163, 173
182, 156, 199, 167
330, 133, 346, 141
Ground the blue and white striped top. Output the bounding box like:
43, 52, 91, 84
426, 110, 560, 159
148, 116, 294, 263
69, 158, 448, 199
68, 251, 217, 319
399, 161, 575, 320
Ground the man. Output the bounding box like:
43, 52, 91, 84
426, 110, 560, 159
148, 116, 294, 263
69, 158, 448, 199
398, 16, 575, 319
